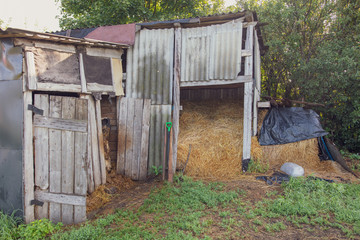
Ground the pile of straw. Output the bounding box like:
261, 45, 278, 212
177, 100, 353, 181
177, 100, 262, 180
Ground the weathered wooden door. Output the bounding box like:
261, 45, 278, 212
32, 94, 88, 224
117, 97, 151, 180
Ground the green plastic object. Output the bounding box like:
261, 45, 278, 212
166, 122, 172, 132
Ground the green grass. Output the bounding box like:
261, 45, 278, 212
2, 176, 360, 239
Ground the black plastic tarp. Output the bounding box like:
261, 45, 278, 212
259, 107, 328, 145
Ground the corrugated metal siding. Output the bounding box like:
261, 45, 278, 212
126, 28, 174, 105
181, 21, 243, 83
148, 105, 171, 173
126, 28, 174, 172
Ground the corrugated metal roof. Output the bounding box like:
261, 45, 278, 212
0, 28, 129, 48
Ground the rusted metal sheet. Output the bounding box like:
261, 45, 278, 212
126, 28, 174, 105
0, 80, 23, 216
181, 21, 243, 84
85, 23, 136, 45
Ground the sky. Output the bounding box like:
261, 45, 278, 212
1, 0, 238, 32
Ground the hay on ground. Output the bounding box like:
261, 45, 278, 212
177, 100, 356, 181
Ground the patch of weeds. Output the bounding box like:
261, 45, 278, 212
219, 211, 232, 218
264, 221, 287, 232
252, 218, 263, 226
18, 219, 62, 240
247, 159, 269, 173
0, 210, 22, 240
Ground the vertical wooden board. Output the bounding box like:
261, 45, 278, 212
34, 94, 49, 220
154, 106, 162, 171
111, 58, 124, 96
117, 97, 127, 174
86, 96, 95, 193
23, 91, 34, 223
172, 27, 181, 174
79, 53, 88, 93
139, 99, 151, 180
61, 97, 76, 224
95, 100, 107, 184
74, 99, 88, 223
125, 99, 134, 177
25, 51, 37, 90
49, 96, 62, 223
88, 96, 101, 188
253, 30, 261, 136
148, 105, 156, 174
131, 99, 143, 180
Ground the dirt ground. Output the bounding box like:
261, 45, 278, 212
86, 167, 359, 239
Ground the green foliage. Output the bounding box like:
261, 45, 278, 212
18, 219, 62, 240
247, 159, 269, 173
151, 165, 162, 176
0, 211, 22, 240
56, 0, 226, 29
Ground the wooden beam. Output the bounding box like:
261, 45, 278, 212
23, 91, 34, 223
86, 47, 123, 59
180, 75, 252, 87
253, 30, 261, 136
25, 51, 37, 90
34, 115, 87, 132
139, 99, 151, 180
79, 53, 88, 93
242, 25, 254, 170
35, 191, 86, 206
257, 101, 271, 108
95, 100, 107, 184
34, 42, 76, 53
172, 27, 181, 175
36, 82, 82, 93
86, 83, 114, 93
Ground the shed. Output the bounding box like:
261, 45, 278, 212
53, 11, 266, 180
0, 28, 128, 224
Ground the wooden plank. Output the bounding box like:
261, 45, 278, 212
253, 30, 262, 136
36, 82, 82, 93
172, 27, 181, 175
79, 53, 88, 93
88, 96, 101, 188
34, 115, 87, 132
23, 91, 35, 223
34, 42, 76, 53
86, 96, 95, 193
35, 191, 86, 206
49, 96, 62, 223
180, 76, 252, 87
25, 51, 37, 90
242, 25, 254, 164
131, 99, 143, 180
61, 97, 76, 224
241, 50, 252, 57
168, 127, 173, 183
95, 100, 107, 184
74, 99, 88, 223
139, 99, 151, 180
125, 98, 134, 177
117, 97, 127, 175
111, 58, 124, 96
86, 83, 114, 93
258, 101, 271, 108
86, 47, 123, 59
34, 94, 49, 220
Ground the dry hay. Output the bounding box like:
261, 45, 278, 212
177, 100, 262, 180
177, 100, 357, 182
87, 169, 135, 212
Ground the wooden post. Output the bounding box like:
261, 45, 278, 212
95, 99, 107, 184
168, 127, 173, 183
79, 53, 88, 93
25, 52, 37, 90
172, 25, 182, 175
252, 30, 261, 136
23, 91, 34, 223
242, 24, 255, 171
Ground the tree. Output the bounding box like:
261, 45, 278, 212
235, 0, 360, 151
56, 0, 225, 29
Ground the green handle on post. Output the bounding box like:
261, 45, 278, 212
166, 122, 172, 132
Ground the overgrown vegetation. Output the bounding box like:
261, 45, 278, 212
2, 176, 358, 239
